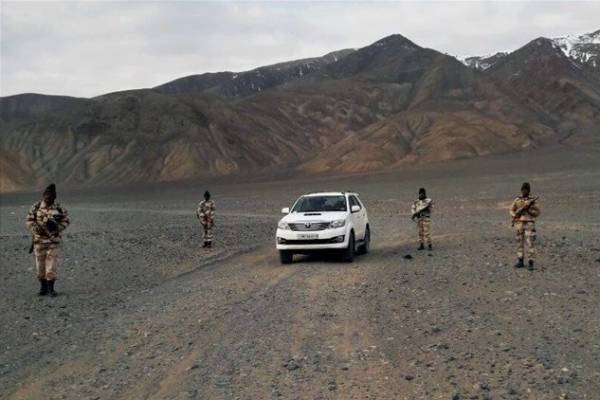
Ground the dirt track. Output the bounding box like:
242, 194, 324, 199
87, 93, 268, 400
1, 149, 599, 400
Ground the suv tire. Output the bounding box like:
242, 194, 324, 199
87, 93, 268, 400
341, 232, 355, 263
279, 250, 293, 264
357, 226, 370, 255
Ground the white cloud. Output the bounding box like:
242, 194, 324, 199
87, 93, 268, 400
1, 1, 599, 97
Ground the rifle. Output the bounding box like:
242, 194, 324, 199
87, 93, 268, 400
511, 196, 539, 227
28, 215, 63, 254
28, 202, 41, 254
411, 201, 432, 220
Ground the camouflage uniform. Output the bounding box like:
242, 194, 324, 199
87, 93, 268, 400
196, 199, 215, 245
411, 198, 433, 247
26, 201, 70, 281
510, 196, 541, 261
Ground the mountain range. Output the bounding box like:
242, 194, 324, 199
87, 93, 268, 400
1, 30, 599, 192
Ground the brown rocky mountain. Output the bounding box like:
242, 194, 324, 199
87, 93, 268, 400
298, 48, 557, 174
485, 38, 600, 145
1, 32, 599, 192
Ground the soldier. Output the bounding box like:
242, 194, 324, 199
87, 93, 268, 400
411, 188, 433, 251
510, 182, 541, 271
26, 184, 70, 296
196, 190, 215, 248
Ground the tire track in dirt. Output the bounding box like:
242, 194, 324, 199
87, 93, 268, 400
140, 251, 306, 400
5, 246, 285, 400
68, 247, 305, 400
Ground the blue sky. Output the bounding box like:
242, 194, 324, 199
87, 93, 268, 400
1, 1, 599, 97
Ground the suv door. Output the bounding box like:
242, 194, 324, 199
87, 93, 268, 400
349, 195, 366, 240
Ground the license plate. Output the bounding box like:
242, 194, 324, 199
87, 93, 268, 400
297, 233, 319, 240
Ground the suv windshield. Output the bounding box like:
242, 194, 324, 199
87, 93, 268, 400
292, 195, 347, 212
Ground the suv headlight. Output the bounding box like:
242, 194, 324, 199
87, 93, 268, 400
278, 221, 290, 230
329, 219, 346, 229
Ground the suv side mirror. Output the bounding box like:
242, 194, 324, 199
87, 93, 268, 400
351, 205, 361, 213
281, 207, 290, 214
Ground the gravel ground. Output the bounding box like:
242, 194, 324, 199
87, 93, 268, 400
1, 149, 599, 400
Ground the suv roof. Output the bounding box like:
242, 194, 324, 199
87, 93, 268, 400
304, 192, 358, 197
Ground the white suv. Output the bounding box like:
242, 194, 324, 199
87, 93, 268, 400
276, 192, 370, 264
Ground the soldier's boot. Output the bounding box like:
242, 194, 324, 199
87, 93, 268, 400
418, 243, 425, 251
428, 244, 432, 251
202, 241, 207, 248
207, 241, 212, 249
38, 279, 48, 296
47, 280, 57, 297
527, 260, 534, 271
514, 258, 525, 269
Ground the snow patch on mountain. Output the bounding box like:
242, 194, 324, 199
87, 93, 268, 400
460, 52, 508, 71
553, 30, 600, 68
461, 30, 600, 71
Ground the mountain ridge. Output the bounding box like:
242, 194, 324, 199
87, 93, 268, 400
462, 30, 600, 72
154, 49, 356, 98
1, 30, 599, 193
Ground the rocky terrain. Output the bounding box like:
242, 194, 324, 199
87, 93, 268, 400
488, 37, 600, 140
1, 149, 599, 400
1, 30, 599, 193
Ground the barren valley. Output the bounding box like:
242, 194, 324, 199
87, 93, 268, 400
1, 149, 599, 400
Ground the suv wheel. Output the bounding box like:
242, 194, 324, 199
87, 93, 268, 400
341, 232, 355, 263
357, 226, 370, 255
279, 250, 293, 264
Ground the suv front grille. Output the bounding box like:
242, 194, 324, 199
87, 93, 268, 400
289, 222, 330, 231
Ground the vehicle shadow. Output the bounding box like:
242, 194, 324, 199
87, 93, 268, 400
289, 240, 411, 265
288, 234, 460, 265
292, 251, 350, 264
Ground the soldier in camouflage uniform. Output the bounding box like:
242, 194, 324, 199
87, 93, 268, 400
196, 190, 215, 248
510, 182, 541, 271
26, 184, 70, 296
411, 188, 433, 251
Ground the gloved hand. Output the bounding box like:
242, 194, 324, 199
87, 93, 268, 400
46, 219, 59, 233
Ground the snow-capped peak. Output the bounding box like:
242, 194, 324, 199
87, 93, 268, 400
553, 30, 600, 67
462, 30, 600, 71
